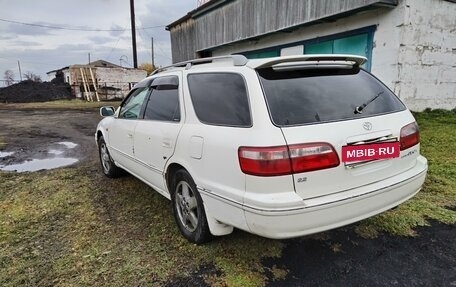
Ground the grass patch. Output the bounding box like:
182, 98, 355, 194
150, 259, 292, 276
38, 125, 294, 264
0, 109, 455, 286
0, 99, 121, 111
0, 165, 282, 287
355, 110, 456, 237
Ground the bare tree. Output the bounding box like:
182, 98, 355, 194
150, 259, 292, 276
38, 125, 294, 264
138, 63, 156, 75
3, 70, 15, 86
23, 71, 42, 82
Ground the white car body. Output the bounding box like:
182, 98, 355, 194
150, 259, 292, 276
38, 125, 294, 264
96, 55, 427, 241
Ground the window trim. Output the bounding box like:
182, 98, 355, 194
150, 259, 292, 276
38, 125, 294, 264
186, 72, 253, 128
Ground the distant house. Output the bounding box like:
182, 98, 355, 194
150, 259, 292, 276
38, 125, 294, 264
47, 60, 147, 100
167, 0, 456, 111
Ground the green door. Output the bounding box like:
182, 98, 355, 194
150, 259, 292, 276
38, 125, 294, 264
304, 33, 370, 70
333, 34, 368, 57
305, 40, 333, 54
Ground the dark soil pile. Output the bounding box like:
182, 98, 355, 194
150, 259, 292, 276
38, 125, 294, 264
0, 80, 73, 103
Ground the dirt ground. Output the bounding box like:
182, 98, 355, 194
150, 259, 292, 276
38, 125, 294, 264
0, 106, 454, 286
264, 222, 455, 286
0, 107, 99, 168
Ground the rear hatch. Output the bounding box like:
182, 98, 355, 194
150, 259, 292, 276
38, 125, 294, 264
257, 64, 421, 199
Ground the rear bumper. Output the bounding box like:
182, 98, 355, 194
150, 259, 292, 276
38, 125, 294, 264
243, 156, 428, 239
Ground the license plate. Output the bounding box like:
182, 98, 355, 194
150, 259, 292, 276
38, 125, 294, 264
342, 142, 400, 163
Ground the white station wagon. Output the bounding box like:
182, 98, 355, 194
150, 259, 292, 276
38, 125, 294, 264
96, 55, 428, 244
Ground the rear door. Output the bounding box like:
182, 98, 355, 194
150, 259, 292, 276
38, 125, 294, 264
133, 73, 183, 194
258, 67, 420, 199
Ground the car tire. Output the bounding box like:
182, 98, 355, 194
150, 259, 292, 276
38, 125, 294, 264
98, 136, 122, 178
171, 169, 212, 244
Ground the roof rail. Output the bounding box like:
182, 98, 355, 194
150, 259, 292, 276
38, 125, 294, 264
151, 54, 248, 75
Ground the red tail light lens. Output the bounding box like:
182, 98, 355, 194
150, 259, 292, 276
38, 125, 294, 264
400, 122, 420, 150
238, 146, 292, 176
238, 143, 340, 176
289, 143, 340, 173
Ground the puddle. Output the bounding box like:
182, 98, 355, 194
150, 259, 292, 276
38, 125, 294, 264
48, 149, 64, 155
0, 151, 15, 158
0, 157, 78, 172
58, 142, 78, 149
0, 141, 80, 172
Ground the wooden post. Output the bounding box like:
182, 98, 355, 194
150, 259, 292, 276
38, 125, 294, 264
80, 68, 92, 101
84, 69, 93, 102
79, 68, 88, 101
89, 68, 100, 102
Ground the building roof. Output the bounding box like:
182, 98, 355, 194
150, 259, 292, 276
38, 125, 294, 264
47, 60, 121, 74
166, 0, 398, 29
166, 0, 230, 29
86, 60, 122, 68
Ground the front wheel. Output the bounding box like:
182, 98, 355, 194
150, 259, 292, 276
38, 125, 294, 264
98, 136, 122, 178
171, 169, 212, 244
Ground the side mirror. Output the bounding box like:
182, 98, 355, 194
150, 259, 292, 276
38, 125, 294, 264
100, 106, 115, 117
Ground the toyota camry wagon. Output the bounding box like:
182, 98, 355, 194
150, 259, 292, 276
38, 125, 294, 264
96, 54, 427, 244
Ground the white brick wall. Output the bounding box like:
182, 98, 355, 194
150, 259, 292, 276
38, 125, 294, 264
395, 0, 456, 110
96, 67, 146, 99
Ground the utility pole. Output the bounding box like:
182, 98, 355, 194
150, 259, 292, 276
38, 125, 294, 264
88, 53, 91, 64
151, 37, 155, 68
130, 0, 138, 68
17, 60, 22, 81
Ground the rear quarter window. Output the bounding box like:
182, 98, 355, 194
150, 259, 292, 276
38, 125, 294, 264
258, 67, 405, 126
187, 73, 252, 127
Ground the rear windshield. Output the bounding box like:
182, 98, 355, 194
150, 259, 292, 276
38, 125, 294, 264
257, 67, 405, 126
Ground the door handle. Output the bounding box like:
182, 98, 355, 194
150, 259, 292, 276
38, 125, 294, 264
127, 133, 133, 138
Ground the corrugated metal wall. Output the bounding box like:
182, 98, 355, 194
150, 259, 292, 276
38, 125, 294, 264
169, 0, 397, 63
170, 19, 197, 63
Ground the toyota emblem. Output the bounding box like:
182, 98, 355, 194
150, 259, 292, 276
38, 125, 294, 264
363, 122, 373, 131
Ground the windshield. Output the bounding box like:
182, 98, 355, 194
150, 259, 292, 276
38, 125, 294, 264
257, 67, 405, 127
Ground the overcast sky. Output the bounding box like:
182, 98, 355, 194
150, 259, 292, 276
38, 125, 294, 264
0, 0, 196, 82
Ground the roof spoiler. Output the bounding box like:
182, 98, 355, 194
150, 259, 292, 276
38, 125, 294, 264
252, 54, 367, 70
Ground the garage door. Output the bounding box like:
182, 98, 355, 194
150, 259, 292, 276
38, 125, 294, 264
241, 27, 375, 70
305, 33, 371, 70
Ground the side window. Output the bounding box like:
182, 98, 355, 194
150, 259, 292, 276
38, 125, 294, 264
187, 73, 251, 127
119, 87, 149, 119
144, 76, 180, 122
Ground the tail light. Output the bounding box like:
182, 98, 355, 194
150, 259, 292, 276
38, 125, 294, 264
238, 143, 339, 177
238, 146, 291, 176
400, 122, 420, 150
289, 143, 340, 173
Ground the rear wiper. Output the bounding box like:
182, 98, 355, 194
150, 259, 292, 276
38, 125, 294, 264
354, 91, 384, 114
